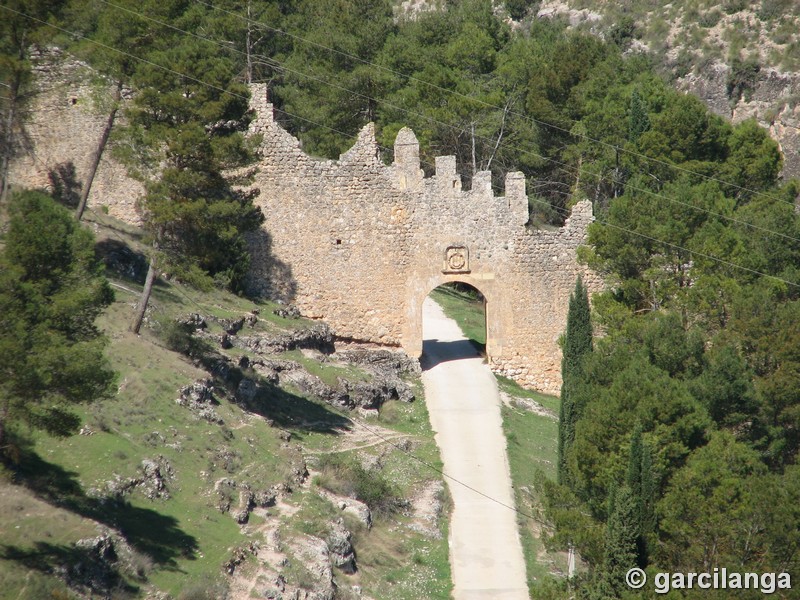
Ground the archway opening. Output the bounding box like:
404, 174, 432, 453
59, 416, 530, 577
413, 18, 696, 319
422, 282, 487, 369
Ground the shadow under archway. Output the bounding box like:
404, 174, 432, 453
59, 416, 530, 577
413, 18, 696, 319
421, 282, 487, 370
421, 338, 481, 370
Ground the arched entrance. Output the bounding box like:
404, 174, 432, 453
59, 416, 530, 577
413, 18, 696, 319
402, 273, 504, 362
422, 282, 487, 368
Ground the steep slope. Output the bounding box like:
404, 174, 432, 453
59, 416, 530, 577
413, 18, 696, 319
531, 0, 800, 179
0, 210, 451, 600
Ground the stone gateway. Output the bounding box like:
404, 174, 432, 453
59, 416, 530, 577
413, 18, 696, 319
245, 84, 598, 394
8, 59, 598, 393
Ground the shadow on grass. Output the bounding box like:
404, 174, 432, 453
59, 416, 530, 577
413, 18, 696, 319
9, 450, 198, 572
251, 382, 353, 436
1, 541, 139, 598
206, 354, 353, 436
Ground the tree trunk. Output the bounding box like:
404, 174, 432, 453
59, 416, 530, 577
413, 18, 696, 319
76, 80, 122, 221
0, 74, 21, 208
246, 1, 253, 84
130, 254, 157, 334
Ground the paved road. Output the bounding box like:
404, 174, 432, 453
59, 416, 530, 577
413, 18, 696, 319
421, 297, 529, 599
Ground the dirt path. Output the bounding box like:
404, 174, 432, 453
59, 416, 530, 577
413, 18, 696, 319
421, 297, 529, 599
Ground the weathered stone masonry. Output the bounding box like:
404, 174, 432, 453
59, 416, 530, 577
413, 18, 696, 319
246, 84, 599, 394
8, 54, 599, 394
7, 49, 142, 224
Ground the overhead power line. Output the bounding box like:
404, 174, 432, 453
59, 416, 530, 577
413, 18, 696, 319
3, 2, 798, 294
85, 0, 800, 248
194, 0, 797, 209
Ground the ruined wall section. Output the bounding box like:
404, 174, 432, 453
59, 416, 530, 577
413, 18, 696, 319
246, 84, 416, 345
496, 202, 601, 391
246, 84, 597, 393
7, 49, 143, 223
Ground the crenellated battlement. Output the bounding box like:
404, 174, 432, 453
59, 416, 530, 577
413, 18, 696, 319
244, 87, 599, 393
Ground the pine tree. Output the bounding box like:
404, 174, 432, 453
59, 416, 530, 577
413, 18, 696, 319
557, 275, 592, 484
0, 190, 115, 460
118, 7, 264, 333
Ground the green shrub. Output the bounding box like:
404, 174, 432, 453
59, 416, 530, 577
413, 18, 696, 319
315, 454, 400, 516
698, 9, 722, 28
727, 56, 761, 103
757, 0, 795, 21
158, 319, 212, 358
722, 0, 748, 14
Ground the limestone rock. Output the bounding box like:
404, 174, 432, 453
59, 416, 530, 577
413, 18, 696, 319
316, 488, 372, 529
327, 519, 356, 574
175, 379, 222, 424
231, 323, 334, 354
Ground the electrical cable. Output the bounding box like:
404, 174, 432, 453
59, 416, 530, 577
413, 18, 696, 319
4, 2, 798, 291
194, 0, 798, 209
78, 0, 800, 249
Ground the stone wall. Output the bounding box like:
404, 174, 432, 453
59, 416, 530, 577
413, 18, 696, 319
9, 55, 599, 394
246, 84, 599, 394
7, 49, 142, 224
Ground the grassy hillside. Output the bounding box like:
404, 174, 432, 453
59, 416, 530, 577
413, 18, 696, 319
0, 211, 451, 600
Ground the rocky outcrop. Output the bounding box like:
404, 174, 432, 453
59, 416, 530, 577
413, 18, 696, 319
215, 478, 278, 524
533, 1, 800, 182
288, 535, 335, 600
334, 347, 421, 376
90, 456, 174, 501
327, 519, 357, 574
186, 312, 418, 413
677, 64, 800, 180
230, 323, 335, 354
316, 488, 372, 529
69, 532, 137, 596
175, 378, 222, 424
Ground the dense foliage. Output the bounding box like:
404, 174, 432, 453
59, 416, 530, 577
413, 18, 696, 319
1, 0, 800, 594
0, 191, 115, 461
550, 106, 800, 597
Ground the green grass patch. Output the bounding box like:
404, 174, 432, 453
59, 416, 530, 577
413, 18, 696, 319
281, 350, 371, 388
429, 284, 486, 348
499, 376, 569, 591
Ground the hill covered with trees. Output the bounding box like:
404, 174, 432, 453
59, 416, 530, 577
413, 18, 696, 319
2, 0, 800, 598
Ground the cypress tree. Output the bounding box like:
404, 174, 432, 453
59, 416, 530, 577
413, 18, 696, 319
639, 438, 656, 545
557, 276, 592, 485
625, 423, 656, 567
602, 484, 640, 596
628, 88, 650, 142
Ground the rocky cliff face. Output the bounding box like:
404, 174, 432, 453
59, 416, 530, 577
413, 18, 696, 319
530, 0, 800, 181
677, 64, 800, 180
